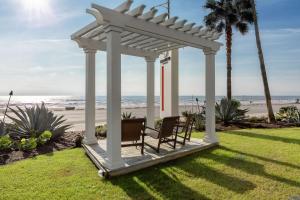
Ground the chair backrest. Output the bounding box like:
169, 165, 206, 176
184, 114, 194, 133
121, 118, 146, 142
160, 116, 180, 138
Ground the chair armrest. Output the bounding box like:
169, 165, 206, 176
145, 126, 160, 132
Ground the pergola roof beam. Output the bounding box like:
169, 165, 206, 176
123, 35, 149, 46
151, 13, 168, 24
128, 5, 146, 17
186, 26, 202, 35
139, 9, 158, 21
161, 16, 178, 27
136, 39, 166, 49
143, 41, 172, 51
71, 21, 98, 39
114, 0, 133, 13
179, 23, 196, 32
169, 20, 187, 30
128, 37, 157, 48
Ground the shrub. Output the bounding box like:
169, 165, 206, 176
215, 98, 248, 125
194, 113, 205, 131
276, 106, 300, 123
37, 131, 52, 145
7, 103, 71, 140
19, 138, 37, 151
0, 135, 13, 151
95, 124, 107, 138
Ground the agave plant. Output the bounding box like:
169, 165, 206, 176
215, 98, 248, 125
121, 112, 135, 120
6, 103, 71, 140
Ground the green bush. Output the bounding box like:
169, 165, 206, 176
37, 131, 52, 145
7, 103, 71, 140
215, 98, 248, 125
155, 119, 163, 129
194, 113, 205, 131
276, 106, 300, 123
19, 138, 37, 151
95, 124, 107, 138
0, 135, 13, 151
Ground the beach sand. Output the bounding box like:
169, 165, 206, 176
50, 103, 300, 131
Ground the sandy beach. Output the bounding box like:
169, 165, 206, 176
49, 103, 300, 131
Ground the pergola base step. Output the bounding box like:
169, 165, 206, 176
83, 138, 218, 178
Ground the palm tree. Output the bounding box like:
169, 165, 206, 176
204, 0, 253, 100
248, 0, 276, 122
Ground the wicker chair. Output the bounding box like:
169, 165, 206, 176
145, 116, 180, 153
121, 118, 146, 154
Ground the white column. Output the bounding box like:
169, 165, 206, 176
170, 49, 179, 116
145, 56, 156, 128
105, 26, 124, 169
83, 48, 98, 145
203, 49, 218, 144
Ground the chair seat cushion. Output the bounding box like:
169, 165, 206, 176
146, 131, 159, 139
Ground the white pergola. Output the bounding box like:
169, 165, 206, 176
71, 0, 222, 170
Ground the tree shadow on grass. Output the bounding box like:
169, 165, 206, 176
220, 146, 300, 170
202, 149, 300, 188
110, 166, 210, 200
224, 130, 300, 145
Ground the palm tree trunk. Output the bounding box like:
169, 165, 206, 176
226, 24, 232, 100
250, 0, 276, 122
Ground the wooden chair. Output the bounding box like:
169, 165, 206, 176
145, 116, 180, 153
177, 114, 194, 145
121, 118, 146, 154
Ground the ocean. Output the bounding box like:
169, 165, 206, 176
0, 95, 299, 111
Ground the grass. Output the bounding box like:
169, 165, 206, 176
0, 128, 300, 200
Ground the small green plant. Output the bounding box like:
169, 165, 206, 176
215, 98, 248, 125
95, 124, 107, 138
276, 106, 300, 123
0, 135, 13, 151
37, 131, 52, 145
121, 112, 135, 119
19, 138, 37, 151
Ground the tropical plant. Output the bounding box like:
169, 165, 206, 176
194, 113, 205, 131
19, 138, 37, 151
204, 0, 254, 100
121, 112, 135, 119
6, 103, 71, 140
215, 98, 248, 125
276, 106, 300, 123
37, 130, 52, 145
0, 135, 13, 151
248, 0, 275, 122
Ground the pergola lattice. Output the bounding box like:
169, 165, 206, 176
71, 0, 222, 172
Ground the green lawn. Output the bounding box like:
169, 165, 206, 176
1, 128, 300, 200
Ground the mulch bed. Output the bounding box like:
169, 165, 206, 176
216, 121, 300, 131
0, 132, 83, 165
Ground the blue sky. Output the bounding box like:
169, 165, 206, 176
0, 0, 299, 96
